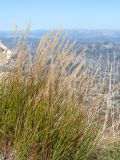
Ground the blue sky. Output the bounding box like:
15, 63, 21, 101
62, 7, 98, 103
0, 0, 120, 30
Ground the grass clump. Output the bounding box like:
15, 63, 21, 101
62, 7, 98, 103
0, 31, 102, 160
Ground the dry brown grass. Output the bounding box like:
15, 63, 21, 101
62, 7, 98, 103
0, 29, 120, 159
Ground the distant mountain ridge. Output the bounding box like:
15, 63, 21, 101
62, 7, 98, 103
1, 30, 120, 60
1, 30, 120, 45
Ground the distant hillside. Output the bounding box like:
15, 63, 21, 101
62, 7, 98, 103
1, 30, 120, 58
1, 30, 120, 48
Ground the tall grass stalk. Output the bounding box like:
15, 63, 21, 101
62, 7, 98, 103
0, 31, 106, 160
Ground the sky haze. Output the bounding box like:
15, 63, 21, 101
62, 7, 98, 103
0, 0, 120, 30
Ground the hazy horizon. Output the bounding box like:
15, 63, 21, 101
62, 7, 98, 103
2, 29, 120, 32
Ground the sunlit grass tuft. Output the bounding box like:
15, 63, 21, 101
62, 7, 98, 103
0, 30, 108, 160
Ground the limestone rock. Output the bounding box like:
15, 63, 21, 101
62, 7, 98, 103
0, 41, 12, 66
